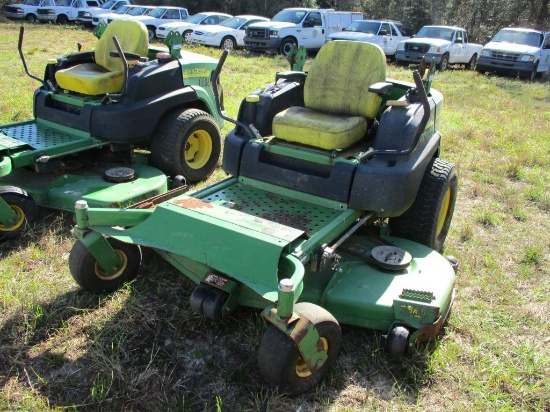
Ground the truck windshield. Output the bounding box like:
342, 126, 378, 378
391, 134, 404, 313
99, 0, 117, 9
272, 9, 307, 24
344, 20, 380, 34
416, 26, 454, 41
492, 30, 543, 47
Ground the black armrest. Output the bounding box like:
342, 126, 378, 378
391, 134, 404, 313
368, 82, 393, 96
276, 71, 307, 84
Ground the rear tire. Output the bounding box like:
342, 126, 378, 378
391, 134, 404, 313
257, 302, 341, 394
56, 14, 68, 25
389, 158, 458, 252
466, 54, 477, 70
69, 238, 142, 293
150, 108, 221, 182
0, 186, 37, 241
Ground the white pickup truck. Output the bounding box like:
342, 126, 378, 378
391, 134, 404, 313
476, 27, 550, 80
326, 19, 409, 59
3, 0, 55, 23
244, 8, 363, 55
36, 0, 103, 24
395, 25, 482, 71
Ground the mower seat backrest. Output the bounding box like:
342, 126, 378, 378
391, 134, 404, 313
55, 20, 149, 96
272, 41, 386, 150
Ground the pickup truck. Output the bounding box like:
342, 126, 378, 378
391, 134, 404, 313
476, 27, 550, 80
76, 0, 130, 27
244, 8, 363, 55
2, 0, 55, 23
395, 25, 482, 71
326, 19, 409, 59
36, 0, 103, 24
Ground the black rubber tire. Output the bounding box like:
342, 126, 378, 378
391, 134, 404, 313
387, 325, 410, 359
189, 283, 210, 313
183, 30, 193, 44
257, 302, 341, 395
438, 53, 449, 71
150, 108, 221, 182
0, 186, 37, 241
25, 14, 36, 23
220, 36, 236, 50
389, 158, 458, 252
527, 63, 539, 81
202, 288, 229, 320
147, 26, 156, 40
466, 54, 477, 70
279, 37, 297, 56
69, 238, 142, 293
56, 14, 68, 25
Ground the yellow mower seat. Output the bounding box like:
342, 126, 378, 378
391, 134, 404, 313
55, 20, 149, 96
272, 41, 386, 150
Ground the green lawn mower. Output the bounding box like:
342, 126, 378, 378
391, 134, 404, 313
0, 20, 224, 241
69, 41, 458, 394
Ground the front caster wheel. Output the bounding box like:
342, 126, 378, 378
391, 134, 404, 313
386, 325, 410, 359
69, 238, 142, 293
0, 186, 37, 241
190, 283, 229, 320
257, 302, 341, 394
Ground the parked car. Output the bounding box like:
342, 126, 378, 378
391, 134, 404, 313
123, 6, 190, 39
36, 0, 105, 24
3, 0, 55, 23
326, 19, 409, 58
105, 5, 155, 24
190, 15, 269, 50
156, 12, 233, 42
395, 25, 482, 71
76, 0, 129, 27
87, 3, 135, 26
476, 27, 550, 80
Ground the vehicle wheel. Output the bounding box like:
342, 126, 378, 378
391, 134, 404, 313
527, 63, 539, 81
183, 30, 193, 44
438, 53, 449, 71
147, 26, 156, 40
220, 36, 236, 50
389, 158, 458, 252
25, 14, 36, 23
202, 288, 229, 320
387, 325, 410, 359
150, 108, 221, 182
257, 302, 341, 394
279, 37, 297, 56
0, 186, 37, 241
56, 14, 68, 25
395, 59, 407, 67
466, 53, 477, 70
69, 238, 142, 293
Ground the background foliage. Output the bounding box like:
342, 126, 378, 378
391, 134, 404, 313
2, 0, 549, 42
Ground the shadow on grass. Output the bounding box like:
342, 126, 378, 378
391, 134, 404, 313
0, 243, 448, 411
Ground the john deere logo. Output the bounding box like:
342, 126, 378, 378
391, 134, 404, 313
184, 68, 210, 78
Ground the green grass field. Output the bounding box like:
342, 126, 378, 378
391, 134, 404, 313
0, 22, 549, 411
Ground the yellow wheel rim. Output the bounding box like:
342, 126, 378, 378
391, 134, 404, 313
0, 205, 25, 232
94, 249, 128, 281
184, 130, 212, 170
295, 337, 328, 378
436, 187, 451, 236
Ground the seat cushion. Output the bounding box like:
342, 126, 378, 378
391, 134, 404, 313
273, 106, 368, 150
55, 63, 123, 95
304, 41, 386, 119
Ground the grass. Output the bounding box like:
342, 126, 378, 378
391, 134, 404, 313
1, 21, 549, 411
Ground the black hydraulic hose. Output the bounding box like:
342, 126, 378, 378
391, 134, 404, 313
211, 50, 259, 140
18, 26, 47, 87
